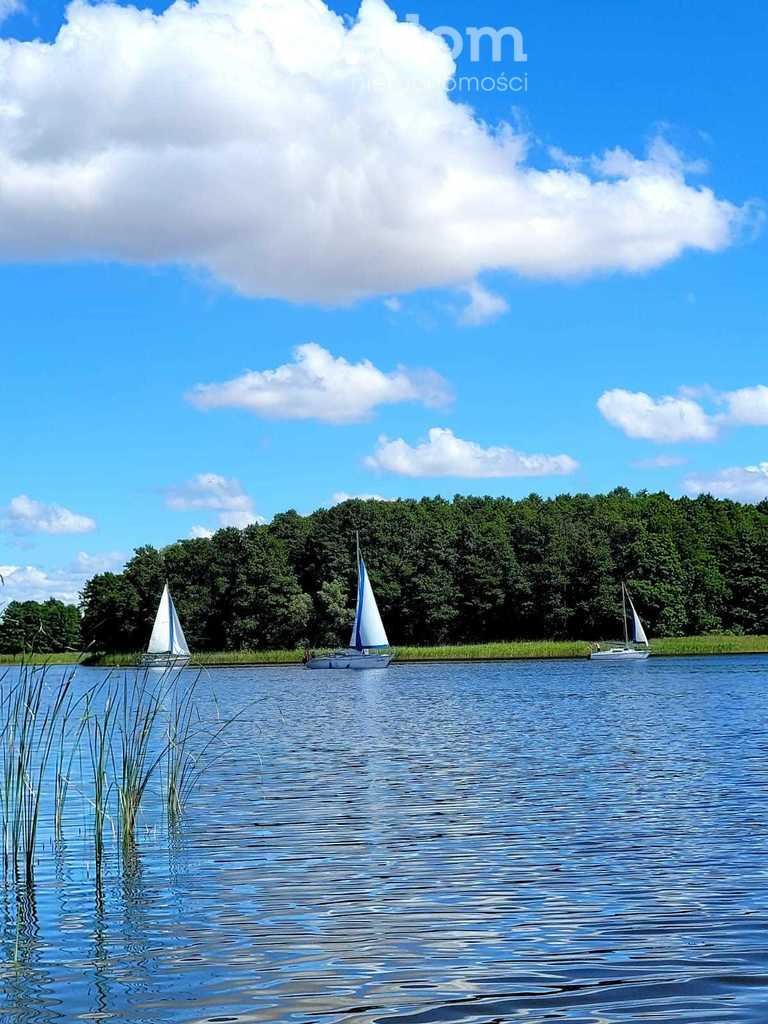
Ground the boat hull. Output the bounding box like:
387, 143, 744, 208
306, 651, 393, 671
591, 648, 650, 662
140, 654, 191, 670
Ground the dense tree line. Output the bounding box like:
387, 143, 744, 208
77, 490, 768, 653
0, 600, 81, 653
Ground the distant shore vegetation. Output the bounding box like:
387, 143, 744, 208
3, 490, 768, 658
4, 636, 768, 667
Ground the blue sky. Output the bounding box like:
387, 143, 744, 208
0, 0, 766, 602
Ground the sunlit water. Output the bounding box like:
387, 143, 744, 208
2, 656, 768, 1023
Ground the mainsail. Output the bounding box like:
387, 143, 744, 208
147, 584, 190, 657
624, 585, 649, 647
350, 554, 389, 651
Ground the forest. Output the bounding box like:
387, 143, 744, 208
62, 489, 768, 654
0, 599, 81, 654
3, 490, 768, 655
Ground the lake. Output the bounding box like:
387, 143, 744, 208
2, 656, 768, 1023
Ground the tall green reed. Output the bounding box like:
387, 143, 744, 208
0, 659, 250, 897
165, 681, 253, 824
0, 664, 76, 882
85, 686, 117, 883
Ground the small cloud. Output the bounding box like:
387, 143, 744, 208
458, 282, 510, 327
71, 551, 126, 573
0, 0, 22, 26
331, 492, 394, 506
722, 385, 768, 427
593, 135, 709, 180
547, 145, 583, 170
190, 525, 215, 539
365, 427, 578, 479
165, 474, 263, 529
384, 297, 402, 313
1, 495, 97, 535
631, 454, 688, 469
597, 389, 718, 443
187, 343, 452, 425
685, 462, 768, 501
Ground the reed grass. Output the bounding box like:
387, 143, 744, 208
0, 665, 77, 882
53, 683, 91, 837
114, 674, 167, 842
84, 650, 304, 667
0, 653, 83, 666
0, 657, 249, 903
651, 635, 768, 656
165, 680, 255, 822
76, 635, 768, 667
394, 641, 593, 661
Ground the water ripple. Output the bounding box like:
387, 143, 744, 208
2, 657, 768, 1022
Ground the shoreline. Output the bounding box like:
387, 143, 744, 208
4, 635, 768, 667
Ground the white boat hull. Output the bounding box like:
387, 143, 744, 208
591, 648, 650, 662
140, 653, 191, 670
306, 650, 393, 671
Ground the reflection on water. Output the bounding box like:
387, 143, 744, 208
2, 656, 768, 1022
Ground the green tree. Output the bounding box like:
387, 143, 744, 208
77, 490, 768, 651
314, 579, 353, 647
0, 600, 81, 653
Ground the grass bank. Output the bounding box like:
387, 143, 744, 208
650, 635, 768, 657
0, 652, 84, 666
5, 635, 768, 668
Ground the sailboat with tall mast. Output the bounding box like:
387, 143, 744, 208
306, 534, 393, 671
141, 583, 191, 669
591, 582, 650, 661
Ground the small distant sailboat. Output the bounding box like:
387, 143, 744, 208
591, 582, 650, 662
141, 584, 191, 669
306, 535, 393, 671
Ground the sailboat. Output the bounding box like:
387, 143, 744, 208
591, 582, 650, 661
306, 535, 393, 671
141, 584, 191, 669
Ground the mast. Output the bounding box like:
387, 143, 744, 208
167, 584, 175, 652
352, 531, 364, 651
622, 582, 629, 647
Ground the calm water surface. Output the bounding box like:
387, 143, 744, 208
2, 656, 768, 1023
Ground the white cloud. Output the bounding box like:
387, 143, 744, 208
189, 525, 215, 540
70, 550, 125, 573
597, 389, 718, 443
384, 297, 402, 313
188, 343, 452, 425
165, 474, 262, 529
458, 281, 510, 327
0, 551, 129, 607
0, 1, 22, 26
2, 495, 97, 535
631, 454, 688, 469
0, 564, 85, 604
684, 463, 768, 501
365, 427, 579, 478
593, 136, 709, 180
722, 385, 768, 426
0, 0, 749, 304
331, 492, 393, 505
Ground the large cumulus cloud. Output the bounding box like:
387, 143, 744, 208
0, 0, 750, 303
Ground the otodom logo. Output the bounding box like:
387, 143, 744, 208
405, 14, 529, 94
405, 14, 528, 64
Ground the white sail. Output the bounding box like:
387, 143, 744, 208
350, 558, 389, 650
627, 594, 649, 646
148, 584, 190, 656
